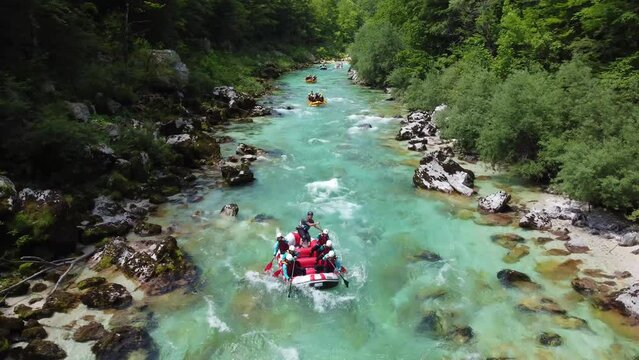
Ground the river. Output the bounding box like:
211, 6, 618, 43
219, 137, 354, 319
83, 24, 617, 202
146, 65, 639, 359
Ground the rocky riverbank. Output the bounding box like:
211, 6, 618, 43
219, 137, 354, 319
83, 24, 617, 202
390, 107, 639, 332
0, 48, 315, 358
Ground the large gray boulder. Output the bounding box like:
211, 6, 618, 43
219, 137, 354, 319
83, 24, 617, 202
66, 101, 91, 122
212, 86, 256, 112
478, 191, 511, 213
0, 175, 17, 217
149, 49, 189, 90
619, 232, 639, 247
220, 203, 239, 217
519, 210, 552, 230
221, 161, 255, 186
413, 151, 475, 196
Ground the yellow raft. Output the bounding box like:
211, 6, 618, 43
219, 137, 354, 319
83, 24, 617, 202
308, 100, 327, 107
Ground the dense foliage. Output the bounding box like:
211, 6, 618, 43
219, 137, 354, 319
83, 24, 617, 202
350, 0, 639, 215
0, 0, 367, 189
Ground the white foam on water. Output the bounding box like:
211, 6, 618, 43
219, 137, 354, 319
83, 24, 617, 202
347, 125, 378, 134
306, 178, 341, 199
308, 138, 330, 144
204, 296, 231, 332
436, 262, 452, 286
244, 270, 285, 293
298, 285, 357, 313
346, 114, 388, 123
276, 346, 300, 360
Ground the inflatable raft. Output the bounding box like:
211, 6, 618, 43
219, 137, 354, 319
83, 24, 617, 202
305, 78, 317, 83
308, 100, 327, 107
276, 239, 342, 289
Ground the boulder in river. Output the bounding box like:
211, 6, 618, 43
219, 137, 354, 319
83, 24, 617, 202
519, 210, 552, 230
413, 151, 475, 196
220, 203, 239, 217
250, 105, 272, 117
80, 283, 132, 310
503, 244, 530, 263
497, 269, 533, 288
516, 297, 566, 314
416, 311, 444, 336
236, 143, 264, 156
478, 191, 511, 213
490, 233, 525, 249
133, 222, 162, 237
221, 161, 255, 186
43, 290, 79, 313
411, 250, 442, 262
538, 332, 562, 347
77, 277, 107, 290
619, 232, 639, 247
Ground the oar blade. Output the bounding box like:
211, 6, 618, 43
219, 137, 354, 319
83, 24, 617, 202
272, 269, 282, 277
343, 278, 349, 288
264, 261, 273, 272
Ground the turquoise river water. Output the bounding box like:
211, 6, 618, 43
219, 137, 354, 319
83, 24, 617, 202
147, 66, 639, 359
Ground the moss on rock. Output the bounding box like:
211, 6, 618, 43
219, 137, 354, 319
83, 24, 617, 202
77, 276, 107, 290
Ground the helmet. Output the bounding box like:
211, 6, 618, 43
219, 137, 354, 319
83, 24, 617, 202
286, 254, 294, 261
307, 211, 314, 216
323, 229, 329, 234
327, 250, 335, 258
277, 232, 283, 238
326, 240, 333, 247
289, 245, 296, 251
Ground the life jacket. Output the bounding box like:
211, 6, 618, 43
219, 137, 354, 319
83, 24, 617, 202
277, 239, 288, 253
317, 234, 329, 246
316, 246, 331, 260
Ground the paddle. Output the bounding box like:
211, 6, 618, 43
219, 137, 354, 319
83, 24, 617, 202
329, 260, 349, 288
273, 268, 282, 277
287, 260, 296, 298
264, 255, 276, 272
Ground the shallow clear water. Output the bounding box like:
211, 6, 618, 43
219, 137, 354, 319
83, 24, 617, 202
148, 66, 639, 359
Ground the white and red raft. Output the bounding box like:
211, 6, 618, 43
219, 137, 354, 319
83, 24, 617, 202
274, 240, 345, 290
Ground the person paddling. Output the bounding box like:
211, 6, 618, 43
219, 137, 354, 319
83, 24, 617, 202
282, 253, 305, 281
299, 211, 321, 246
316, 229, 330, 246
316, 250, 341, 273
272, 232, 288, 258
311, 239, 332, 258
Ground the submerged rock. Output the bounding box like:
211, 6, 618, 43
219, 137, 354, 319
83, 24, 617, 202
503, 244, 530, 263
251, 213, 274, 223
416, 311, 444, 336
516, 297, 566, 314
220, 203, 239, 217
413, 151, 475, 196
490, 233, 525, 250
80, 283, 132, 310
478, 191, 511, 213
74, 321, 109, 342
446, 326, 474, 345
497, 269, 533, 288
538, 332, 562, 347
411, 250, 442, 262
91, 325, 157, 360
552, 315, 588, 329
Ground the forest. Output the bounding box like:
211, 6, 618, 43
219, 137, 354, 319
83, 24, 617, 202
349, 0, 639, 218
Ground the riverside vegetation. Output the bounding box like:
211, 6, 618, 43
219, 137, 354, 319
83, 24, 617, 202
349, 0, 639, 219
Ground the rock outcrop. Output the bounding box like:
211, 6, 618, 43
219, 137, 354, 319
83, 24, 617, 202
413, 151, 475, 196
519, 210, 552, 230
80, 283, 132, 310
166, 133, 221, 167
212, 86, 256, 115
478, 191, 511, 213
0, 175, 17, 218
91, 326, 157, 360
149, 49, 189, 90
90, 236, 196, 295
221, 161, 255, 186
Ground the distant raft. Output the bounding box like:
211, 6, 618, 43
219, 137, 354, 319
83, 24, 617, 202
305, 77, 317, 83
308, 99, 327, 107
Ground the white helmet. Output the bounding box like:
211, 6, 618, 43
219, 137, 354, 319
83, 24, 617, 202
277, 232, 283, 238
286, 254, 294, 261
327, 250, 335, 258
289, 245, 296, 251
323, 229, 329, 234
326, 240, 333, 247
